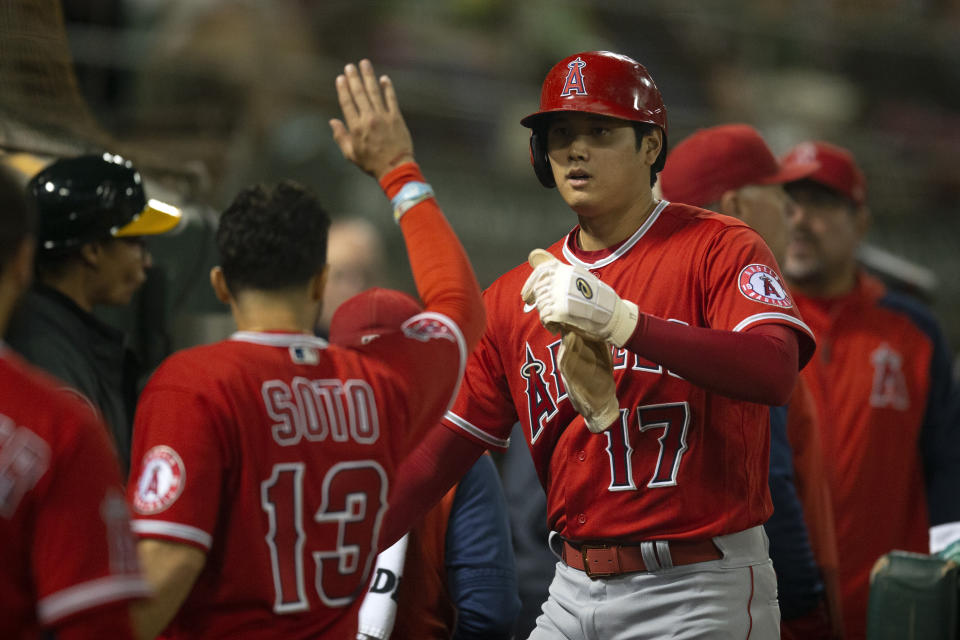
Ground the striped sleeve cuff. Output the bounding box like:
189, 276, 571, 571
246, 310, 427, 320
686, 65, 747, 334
732, 312, 814, 337
38, 574, 150, 625
132, 519, 213, 550
443, 412, 511, 451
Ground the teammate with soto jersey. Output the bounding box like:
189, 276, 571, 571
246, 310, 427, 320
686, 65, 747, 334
125, 59, 485, 639
385, 50, 818, 638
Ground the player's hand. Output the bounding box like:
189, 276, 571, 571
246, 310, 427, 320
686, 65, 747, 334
558, 331, 620, 433
521, 249, 640, 347
521, 249, 563, 334
330, 59, 415, 180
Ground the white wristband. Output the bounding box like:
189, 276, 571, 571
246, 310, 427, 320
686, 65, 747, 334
390, 181, 434, 223
609, 300, 640, 348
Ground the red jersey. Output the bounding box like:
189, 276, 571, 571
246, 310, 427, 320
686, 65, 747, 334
128, 321, 465, 639
444, 201, 815, 541
0, 349, 147, 639
786, 377, 843, 633
794, 271, 960, 640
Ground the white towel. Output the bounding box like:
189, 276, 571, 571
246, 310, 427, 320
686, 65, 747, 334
356, 534, 410, 640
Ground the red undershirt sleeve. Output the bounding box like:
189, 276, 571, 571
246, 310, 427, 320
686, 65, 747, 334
625, 315, 799, 406
378, 426, 486, 549
379, 163, 485, 350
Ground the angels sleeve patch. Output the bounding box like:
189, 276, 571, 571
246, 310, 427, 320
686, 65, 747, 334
133, 445, 185, 514
738, 264, 794, 308
401, 314, 456, 343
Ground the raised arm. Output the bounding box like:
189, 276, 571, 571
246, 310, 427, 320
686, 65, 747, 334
330, 59, 484, 349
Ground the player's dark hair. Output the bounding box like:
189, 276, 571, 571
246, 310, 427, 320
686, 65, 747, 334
632, 122, 666, 186
0, 166, 36, 270
216, 180, 330, 294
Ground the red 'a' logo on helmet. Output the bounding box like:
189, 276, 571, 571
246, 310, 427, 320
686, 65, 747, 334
561, 57, 588, 97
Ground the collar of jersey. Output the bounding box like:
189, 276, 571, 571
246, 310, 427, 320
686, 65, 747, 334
562, 200, 669, 269
230, 331, 329, 348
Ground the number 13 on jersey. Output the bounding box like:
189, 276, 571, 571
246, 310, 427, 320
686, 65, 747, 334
260, 460, 388, 612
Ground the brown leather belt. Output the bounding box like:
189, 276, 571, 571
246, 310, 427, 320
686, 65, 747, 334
561, 539, 722, 579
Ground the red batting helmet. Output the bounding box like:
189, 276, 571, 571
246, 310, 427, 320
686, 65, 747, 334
521, 51, 668, 188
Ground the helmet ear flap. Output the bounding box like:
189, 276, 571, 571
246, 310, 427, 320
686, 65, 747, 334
529, 131, 556, 188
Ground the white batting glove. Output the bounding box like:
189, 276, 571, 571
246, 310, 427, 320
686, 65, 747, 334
521, 249, 640, 347
558, 332, 620, 433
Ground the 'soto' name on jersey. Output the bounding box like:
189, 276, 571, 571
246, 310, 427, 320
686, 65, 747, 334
262, 377, 379, 447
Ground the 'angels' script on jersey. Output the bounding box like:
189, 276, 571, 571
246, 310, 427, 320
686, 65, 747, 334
521, 337, 683, 444
262, 377, 379, 447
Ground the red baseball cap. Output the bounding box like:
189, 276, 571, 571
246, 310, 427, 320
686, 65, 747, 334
780, 141, 867, 206
328, 287, 423, 347
660, 124, 820, 208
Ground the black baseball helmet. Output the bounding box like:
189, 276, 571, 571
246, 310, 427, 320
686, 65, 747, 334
27, 153, 181, 252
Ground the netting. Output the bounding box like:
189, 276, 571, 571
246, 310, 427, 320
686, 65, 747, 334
0, 0, 113, 157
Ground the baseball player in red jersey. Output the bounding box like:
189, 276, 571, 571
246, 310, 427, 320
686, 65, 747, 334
0, 166, 149, 640
125, 59, 485, 640
383, 51, 818, 639
780, 141, 960, 639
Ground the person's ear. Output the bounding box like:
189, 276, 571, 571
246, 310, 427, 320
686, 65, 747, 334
310, 264, 329, 302
642, 129, 663, 166
79, 241, 102, 268
718, 190, 741, 219
209, 266, 232, 304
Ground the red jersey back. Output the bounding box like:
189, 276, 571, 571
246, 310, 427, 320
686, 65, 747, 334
444, 201, 815, 541
128, 320, 464, 639
0, 349, 147, 639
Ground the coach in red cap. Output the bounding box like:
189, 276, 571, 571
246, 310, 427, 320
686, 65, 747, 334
660, 125, 842, 639
660, 124, 818, 260
780, 141, 960, 640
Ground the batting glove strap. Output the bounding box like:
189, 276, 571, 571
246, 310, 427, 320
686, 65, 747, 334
527, 262, 639, 346
608, 299, 640, 348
